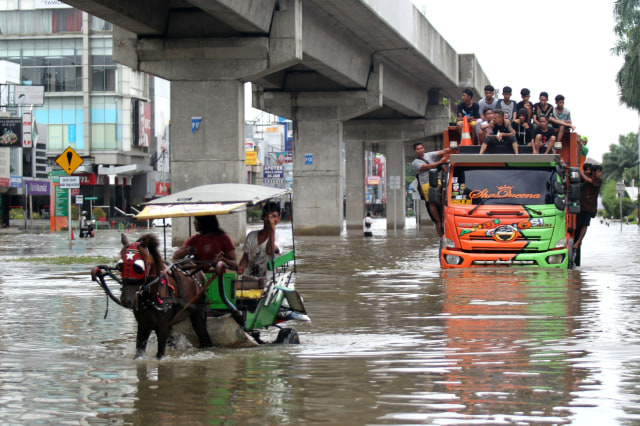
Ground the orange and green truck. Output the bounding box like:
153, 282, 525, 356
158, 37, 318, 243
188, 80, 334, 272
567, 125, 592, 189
430, 129, 582, 268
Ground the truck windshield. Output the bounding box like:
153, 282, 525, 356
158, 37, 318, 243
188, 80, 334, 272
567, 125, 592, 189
450, 166, 555, 206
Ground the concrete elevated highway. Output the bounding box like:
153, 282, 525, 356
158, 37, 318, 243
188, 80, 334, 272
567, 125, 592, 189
62, 0, 490, 241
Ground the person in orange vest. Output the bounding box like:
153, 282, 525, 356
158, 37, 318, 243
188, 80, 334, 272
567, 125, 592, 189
579, 135, 589, 170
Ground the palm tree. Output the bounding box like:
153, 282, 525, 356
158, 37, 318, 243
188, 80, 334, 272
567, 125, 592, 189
602, 132, 639, 182
612, 0, 640, 110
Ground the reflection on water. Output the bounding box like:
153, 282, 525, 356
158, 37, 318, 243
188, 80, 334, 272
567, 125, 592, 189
0, 220, 639, 424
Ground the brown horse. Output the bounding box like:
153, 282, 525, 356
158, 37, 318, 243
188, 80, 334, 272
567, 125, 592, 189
118, 233, 212, 359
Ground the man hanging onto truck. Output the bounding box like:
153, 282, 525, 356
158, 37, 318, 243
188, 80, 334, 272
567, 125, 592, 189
412, 142, 450, 236
574, 164, 602, 251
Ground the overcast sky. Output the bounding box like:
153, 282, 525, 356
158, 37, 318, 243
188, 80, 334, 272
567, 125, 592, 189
414, 0, 639, 162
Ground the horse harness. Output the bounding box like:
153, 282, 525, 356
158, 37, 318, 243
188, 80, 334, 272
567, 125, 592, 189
120, 241, 185, 313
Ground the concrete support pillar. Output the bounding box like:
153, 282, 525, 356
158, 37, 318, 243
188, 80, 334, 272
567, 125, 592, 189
292, 119, 344, 235
385, 141, 406, 230
345, 140, 365, 229
170, 80, 246, 245
255, 64, 383, 235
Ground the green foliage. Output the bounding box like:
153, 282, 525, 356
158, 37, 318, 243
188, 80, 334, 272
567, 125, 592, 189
246, 206, 262, 223
405, 163, 416, 187
9, 208, 41, 220
93, 207, 106, 220
9, 208, 24, 220
601, 179, 636, 218
602, 132, 639, 182
613, 0, 640, 110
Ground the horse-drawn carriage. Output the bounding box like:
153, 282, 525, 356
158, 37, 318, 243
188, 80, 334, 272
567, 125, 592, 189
91, 184, 309, 359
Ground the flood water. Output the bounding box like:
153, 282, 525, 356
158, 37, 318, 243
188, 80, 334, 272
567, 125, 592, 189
1, 219, 639, 424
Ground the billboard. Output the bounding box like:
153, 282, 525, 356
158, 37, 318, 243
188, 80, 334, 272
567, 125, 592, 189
15, 86, 44, 106
0, 117, 22, 147
263, 165, 284, 185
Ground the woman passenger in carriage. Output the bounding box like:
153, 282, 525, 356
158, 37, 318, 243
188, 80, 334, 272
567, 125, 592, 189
172, 215, 238, 267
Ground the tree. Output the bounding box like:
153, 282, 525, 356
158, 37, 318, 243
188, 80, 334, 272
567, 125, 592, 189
613, 0, 640, 110
601, 132, 639, 182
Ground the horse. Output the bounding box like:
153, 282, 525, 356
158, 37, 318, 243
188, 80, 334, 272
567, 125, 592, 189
118, 233, 213, 359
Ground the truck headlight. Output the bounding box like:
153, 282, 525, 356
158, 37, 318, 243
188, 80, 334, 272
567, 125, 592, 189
546, 254, 565, 264
443, 237, 455, 248
555, 237, 567, 248
444, 254, 463, 265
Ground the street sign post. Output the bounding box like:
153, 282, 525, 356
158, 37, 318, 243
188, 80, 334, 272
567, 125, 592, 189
54, 148, 82, 245
617, 181, 626, 231
85, 196, 98, 222
389, 176, 401, 232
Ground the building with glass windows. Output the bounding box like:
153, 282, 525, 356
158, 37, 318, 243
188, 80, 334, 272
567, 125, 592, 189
0, 0, 167, 226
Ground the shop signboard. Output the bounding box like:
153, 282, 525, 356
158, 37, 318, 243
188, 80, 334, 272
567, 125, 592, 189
54, 186, 68, 216
25, 180, 50, 196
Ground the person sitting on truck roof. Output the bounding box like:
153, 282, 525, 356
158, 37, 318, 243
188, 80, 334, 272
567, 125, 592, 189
533, 92, 554, 128
549, 94, 576, 144
456, 88, 480, 143
476, 107, 494, 145
495, 86, 517, 120
512, 108, 533, 145
516, 88, 532, 115
412, 142, 450, 236
478, 110, 518, 154
478, 85, 498, 121
532, 115, 556, 154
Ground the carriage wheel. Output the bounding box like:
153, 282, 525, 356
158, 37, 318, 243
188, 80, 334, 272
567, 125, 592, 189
275, 327, 300, 344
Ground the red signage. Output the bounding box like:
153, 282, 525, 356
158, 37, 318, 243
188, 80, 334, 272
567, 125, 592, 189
155, 182, 170, 196
77, 173, 97, 185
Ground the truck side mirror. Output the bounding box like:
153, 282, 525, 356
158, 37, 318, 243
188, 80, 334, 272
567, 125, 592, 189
567, 200, 580, 214
554, 195, 566, 211
554, 181, 564, 194
428, 169, 439, 187
568, 183, 580, 201
568, 167, 581, 184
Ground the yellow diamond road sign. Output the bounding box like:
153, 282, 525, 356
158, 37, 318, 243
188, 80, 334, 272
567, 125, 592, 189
55, 146, 83, 175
